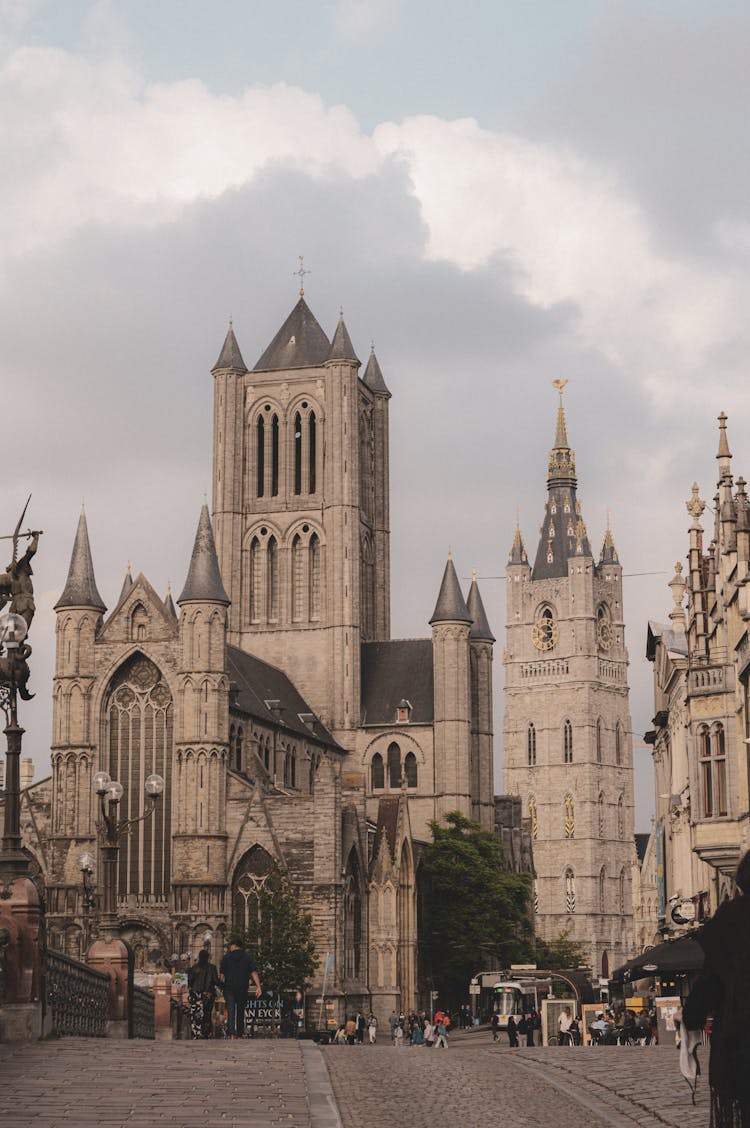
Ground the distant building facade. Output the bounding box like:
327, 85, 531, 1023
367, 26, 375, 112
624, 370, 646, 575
10, 293, 505, 1023
502, 389, 635, 977
644, 414, 750, 937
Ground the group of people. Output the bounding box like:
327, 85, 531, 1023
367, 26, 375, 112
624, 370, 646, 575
588, 1007, 654, 1046
492, 1010, 542, 1046
186, 939, 262, 1040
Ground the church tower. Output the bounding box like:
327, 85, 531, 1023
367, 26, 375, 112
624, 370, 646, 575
211, 292, 391, 740
503, 385, 635, 976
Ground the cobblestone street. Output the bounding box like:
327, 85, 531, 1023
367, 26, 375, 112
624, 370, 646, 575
323, 1038, 711, 1128
0, 1035, 712, 1128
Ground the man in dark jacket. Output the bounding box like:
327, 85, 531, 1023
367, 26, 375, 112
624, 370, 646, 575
684, 849, 750, 1127
219, 940, 262, 1039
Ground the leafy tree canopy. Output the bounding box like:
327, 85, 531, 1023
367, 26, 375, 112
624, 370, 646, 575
534, 929, 589, 972
228, 864, 318, 995
424, 811, 534, 1004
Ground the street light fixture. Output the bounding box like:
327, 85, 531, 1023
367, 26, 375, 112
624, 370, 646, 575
92, 770, 164, 935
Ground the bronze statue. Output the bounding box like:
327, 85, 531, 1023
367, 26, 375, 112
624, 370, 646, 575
0, 498, 42, 702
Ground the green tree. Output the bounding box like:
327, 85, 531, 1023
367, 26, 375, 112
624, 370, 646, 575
424, 811, 534, 1005
534, 929, 589, 971
228, 865, 318, 995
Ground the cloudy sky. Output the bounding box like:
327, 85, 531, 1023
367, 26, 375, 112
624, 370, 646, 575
2, 0, 749, 831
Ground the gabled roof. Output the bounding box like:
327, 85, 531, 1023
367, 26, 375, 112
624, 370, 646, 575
361, 639, 434, 725
372, 795, 401, 865
429, 555, 472, 625
177, 504, 230, 606
362, 347, 390, 396
227, 646, 339, 745
99, 571, 179, 640
253, 298, 330, 371
467, 576, 495, 641
212, 323, 247, 372
326, 314, 359, 364
55, 510, 106, 612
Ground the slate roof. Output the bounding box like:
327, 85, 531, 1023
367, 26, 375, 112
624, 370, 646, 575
362, 347, 390, 396
326, 315, 359, 364
254, 298, 330, 371
212, 323, 247, 372
429, 556, 472, 625
467, 577, 495, 641
361, 639, 434, 725
177, 504, 230, 606
228, 646, 338, 745
646, 620, 688, 661
372, 795, 401, 863
55, 510, 106, 612
635, 832, 651, 865
531, 399, 593, 579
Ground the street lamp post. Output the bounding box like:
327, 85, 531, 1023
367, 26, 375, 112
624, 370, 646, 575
92, 770, 164, 937
78, 852, 97, 950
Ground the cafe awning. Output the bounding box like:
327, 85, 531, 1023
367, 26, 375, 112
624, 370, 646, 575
611, 934, 704, 984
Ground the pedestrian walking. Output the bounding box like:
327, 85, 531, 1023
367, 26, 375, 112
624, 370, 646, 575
389, 1010, 398, 1043
507, 1014, 519, 1047
434, 1018, 448, 1049
683, 848, 750, 1127
219, 938, 262, 1039
367, 1013, 378, 1043
187, 948, 220, 1039
491, 1012, 500, 1042
355, 1010, 365, 1044
394, 1022, 404, 1048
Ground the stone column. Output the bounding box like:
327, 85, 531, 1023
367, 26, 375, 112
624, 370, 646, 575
87, 937, 130, 1039
0, 876, 46, 1041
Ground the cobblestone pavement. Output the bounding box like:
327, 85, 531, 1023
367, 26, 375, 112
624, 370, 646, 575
322, 1037, 711, 1128
0, 1038, 312, 1128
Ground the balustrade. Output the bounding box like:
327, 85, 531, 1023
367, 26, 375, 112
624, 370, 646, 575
130, 984, 155, 1039
46, 949, 109, 1037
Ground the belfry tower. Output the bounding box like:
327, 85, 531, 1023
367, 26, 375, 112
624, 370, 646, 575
502, 384, 635, 976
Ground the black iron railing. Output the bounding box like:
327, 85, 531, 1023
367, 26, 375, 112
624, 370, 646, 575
130, 984, 155, 1039
46, 949, 109, 1037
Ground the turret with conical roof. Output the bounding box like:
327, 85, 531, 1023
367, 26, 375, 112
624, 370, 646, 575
508, 517, 529, 567
326, 311, 359, 365
600, 516, 619, 565
363, 344, 390, 397
430, 552, 473, 823
467, 570, 495, 830
55, 509, 106, 612
178, 503, 230, 607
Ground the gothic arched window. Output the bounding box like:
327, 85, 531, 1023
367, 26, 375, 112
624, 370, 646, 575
308, 411, 317, 494
229, 724, 236, 767
371, 752, 384, 790
267, 536, 279, 621
563, 719, 573, 764
271, 414, 279, 496
343, 849, 363, 980
596, 718, 603, 763
617, 794, 624, 838
387, 742, 401, 788
700, 723, 728, 817
235, 726, 243, 773
615, 722, 622, 766
294, 412, 302, 495
564, 793, 574, 839
309, 534, 321, 620
256, 416, 265, 498
619, 868, 626, 913
527, 722, 537, 767
528, 795, 538, 839
564, 868, 575, 913
599, 866, 606, 912
291, 535, 303, 621
249, 537, 261, 622
598, 792, 605, 837
404, 751, 418, 788
232, 844, 275, 934
104, 654, 172, 899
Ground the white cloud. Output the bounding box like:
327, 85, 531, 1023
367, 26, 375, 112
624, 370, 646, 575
332, 0, 398, 43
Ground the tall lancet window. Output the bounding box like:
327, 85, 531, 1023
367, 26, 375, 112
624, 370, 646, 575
256, 416, 265, 498
563, 793, 574, 839
294, 412, 302, 495
564, 868, 575, 913
271, 415, 279, 496
267, 537, 279, 621
596, 718, 603, 763
527, 722, 537, 766
599, 867, 606, 912
105, 654, 172, 900
615, 722, 622, 766
308, 412, 317, 494
291, 535, 303, 621
598, 792, 605, 837
249, 537, 261, 622
617, 794, 624, 838
309, 533, 321, 620
563, 719, 573, 763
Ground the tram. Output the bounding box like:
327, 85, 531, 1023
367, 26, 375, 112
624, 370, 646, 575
473, 977, 543, 1032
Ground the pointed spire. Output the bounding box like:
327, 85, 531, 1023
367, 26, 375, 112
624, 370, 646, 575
547, 379, 577, 487
55, 510, 106, 612
509, 513, 528, 565
429, 553, 472, 625
717, 411, 732, 462
553, 379, 569, 449
363, 343, 390, 396
164, 579, 177, 619
118, 561, 133, 604
668, 562, 687, 630
254, 297, 330, 371
467, 570, 495, 641
212, 320, 247, 372
326, 310, 360, 364
177, 503, 230, 606
600, 511, 619, 564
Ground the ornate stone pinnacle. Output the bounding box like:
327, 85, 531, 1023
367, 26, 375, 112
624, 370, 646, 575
686, 482, 706, 529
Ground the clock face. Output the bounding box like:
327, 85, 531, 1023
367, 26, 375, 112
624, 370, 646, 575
597, 611, 614, 650
532, 613, 558, 651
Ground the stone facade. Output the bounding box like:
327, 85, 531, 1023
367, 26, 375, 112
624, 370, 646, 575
10, 293, 501, 1025
643, 413, 750, 938
502, 390, 635, 977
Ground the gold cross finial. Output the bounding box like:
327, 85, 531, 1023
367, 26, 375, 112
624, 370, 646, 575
294, 255, 310, 297
552, 378, 568, 397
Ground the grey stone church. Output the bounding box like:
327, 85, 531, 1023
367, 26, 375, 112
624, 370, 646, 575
16, 293, 501, 1022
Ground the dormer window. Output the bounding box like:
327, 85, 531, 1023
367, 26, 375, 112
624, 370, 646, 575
396, 699, 412, 724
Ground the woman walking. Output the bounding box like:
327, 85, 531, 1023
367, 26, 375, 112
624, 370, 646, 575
187, 949, 220, 1039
